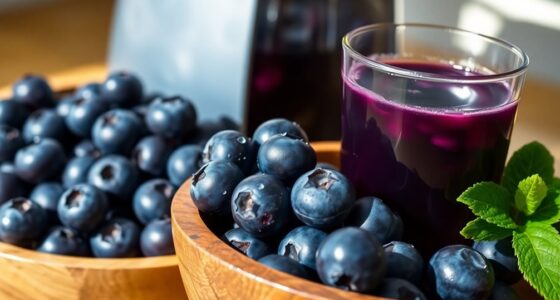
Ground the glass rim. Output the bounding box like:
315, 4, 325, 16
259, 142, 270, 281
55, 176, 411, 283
342, 23, 530, 83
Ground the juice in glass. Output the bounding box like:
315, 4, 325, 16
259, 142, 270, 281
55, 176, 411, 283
341, 24, 529, 255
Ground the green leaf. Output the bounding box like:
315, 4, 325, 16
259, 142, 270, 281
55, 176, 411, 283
460, 218, 513, 241
513, 223, 560, 300
515, 174, 549, 215
552, 177, 560, 192
502, 142, 554, 194
529, 190, 560, 225
457, 182, 517, 228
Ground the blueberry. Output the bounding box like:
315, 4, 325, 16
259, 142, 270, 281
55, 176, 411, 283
87, 155, 139, 201
345, 197, 403, 244
0, 125, 24, 162
316, 227, 386, 292
202, 130, 254, 173
315, 162, 338, 171
0, 100, 29, 128
190, 160, 244, 214
217, 116, 239, 131
37, 226, 89, 256
133, 178, 176, 224
132, 104, 149, 119
231, 174, 291, 237
257, 134, 316, 183
15, 139, 66, 184
30, 182, 64, 223
374, 278, 427, 300
57, 184, 109, 232
56, 95, 78, 118
65, 96, 110, 138
131, 107, 152, 138
140, 217, 175, 257
91, 109, 142, 155
104, 202, 138, 223
101, 71, 143, 107
473, 239, 521, 285
62, 156, 96, 188
427, 245, 495, 300
0, 197, 47, 247
12, 74, 54, 109
132, 135, 173, 177
291, 168, 355, 229
145, 95, 197, 140
76, 83, 102, 100
73, 139, 101, 158
252, 118, 308, 146
22, 109, 68, 143
224, 227, 272, 259
90, 218, 140, 258
258, 254, 313, 280
489, 281, 519, 300
141, 92, 163, 105
277, 226, 327, 270
188, 118, 239, 146
0, 165, 27, 204
166, 145, 202, 187
383, 241, 424, 285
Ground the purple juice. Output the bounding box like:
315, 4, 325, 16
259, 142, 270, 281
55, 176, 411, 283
341, 60, 518, 256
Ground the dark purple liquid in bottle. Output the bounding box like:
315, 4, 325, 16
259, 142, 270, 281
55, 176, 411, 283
245, 0, 393, 140
341, 61, 518, 256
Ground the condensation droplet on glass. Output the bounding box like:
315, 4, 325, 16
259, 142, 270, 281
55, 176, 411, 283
222, 191, 228, 195
258, 184, 264, 190
236, 136, 246, 144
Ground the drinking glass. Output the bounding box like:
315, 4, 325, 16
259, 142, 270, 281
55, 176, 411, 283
341, 23, 529, 254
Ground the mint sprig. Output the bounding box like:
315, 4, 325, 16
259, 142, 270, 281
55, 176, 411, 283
501, 141, 554, 193
514, 223, 560, 300
514, 174, 548, 215
457, 141, 560, 300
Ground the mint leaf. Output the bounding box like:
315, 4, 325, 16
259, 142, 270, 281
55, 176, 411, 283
552, 177, 560, 192
529, 190, 560, 225
460, 218, 513, 241
502, 142, 554, 194
458, 182, 517, 228
515, 174, 548, 215
513, 223, 560, 300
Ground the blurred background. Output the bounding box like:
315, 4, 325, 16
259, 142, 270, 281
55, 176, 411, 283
1, 0, 558, 84
0, 0, 112, 85
0, 0, 558, 168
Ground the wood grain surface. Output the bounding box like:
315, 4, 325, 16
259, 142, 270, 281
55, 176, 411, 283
0, 0, 113, 87
171, 142, 541, 300
0, 242, 184, 300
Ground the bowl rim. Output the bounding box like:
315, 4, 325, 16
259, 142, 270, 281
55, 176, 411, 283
171, 141, 388, 300
0, 241, 177, 270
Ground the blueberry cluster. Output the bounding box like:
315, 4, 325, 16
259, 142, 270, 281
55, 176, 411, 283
192, 120, 522, 299
0, 73, 236, 258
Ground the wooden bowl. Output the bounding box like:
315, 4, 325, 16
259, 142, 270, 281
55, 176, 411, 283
171, 141, 541, 300
0, 244, 184, 300
0, 67, 186, 300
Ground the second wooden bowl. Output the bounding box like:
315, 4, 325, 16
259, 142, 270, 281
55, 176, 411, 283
0, 68, 186, 300
171, 141, 541, 300
0, 244, 184, 300
171, 142, 382, 300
